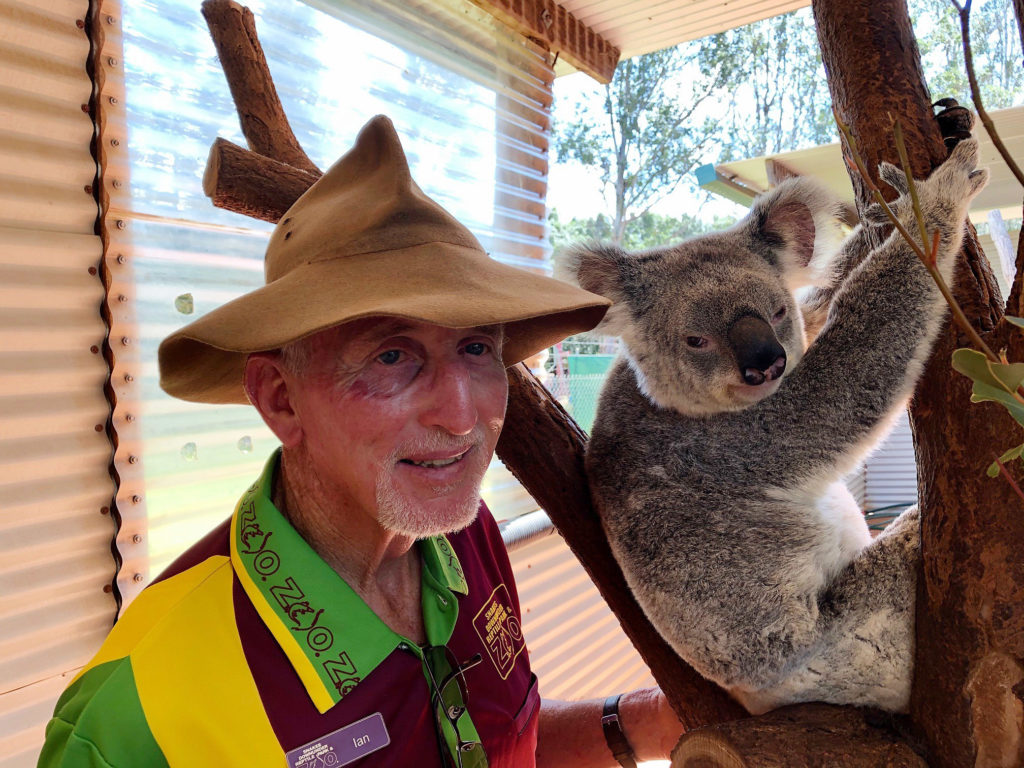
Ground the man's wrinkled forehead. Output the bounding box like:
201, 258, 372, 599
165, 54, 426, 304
329, 317, 504, 353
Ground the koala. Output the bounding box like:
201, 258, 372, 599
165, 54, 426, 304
559, 139, 988, 714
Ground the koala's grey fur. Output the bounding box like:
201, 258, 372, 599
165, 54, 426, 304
559, 140, 989, 714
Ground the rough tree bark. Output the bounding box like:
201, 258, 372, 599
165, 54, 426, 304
671, 703, 926, 768
813, 1, 1024, 766
198, 0, 746, 731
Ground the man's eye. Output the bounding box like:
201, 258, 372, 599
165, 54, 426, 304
465, 342, 489, 356
377, 350, 402, 365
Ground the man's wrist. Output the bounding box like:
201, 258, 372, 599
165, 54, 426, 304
601, 694, 638, 768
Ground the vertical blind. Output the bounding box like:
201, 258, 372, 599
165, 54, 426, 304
99, 0, 556, 600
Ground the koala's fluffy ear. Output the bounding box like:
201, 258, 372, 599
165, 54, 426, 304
744, 177, 844, 289
555, 244, 633, 337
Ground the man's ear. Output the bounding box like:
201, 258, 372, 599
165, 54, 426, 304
244, 353, 302, 449
744, 177, 844, 290
555, 243, 633, 337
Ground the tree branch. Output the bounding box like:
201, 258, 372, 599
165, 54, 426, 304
203, 138, 319, 222
201, 0, 321, 175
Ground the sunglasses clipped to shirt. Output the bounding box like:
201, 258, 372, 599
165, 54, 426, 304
421, 644, 489, 768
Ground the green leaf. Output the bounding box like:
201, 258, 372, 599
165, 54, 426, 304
951, 348, 1024, 393
969, 380, 1024, 427
986, 442, 1024, 478
1005, 316, 1024, 330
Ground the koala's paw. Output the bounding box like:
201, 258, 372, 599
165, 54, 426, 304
919, 138, 989, 222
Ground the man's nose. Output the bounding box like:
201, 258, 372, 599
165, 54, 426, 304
419, 362, 478, 435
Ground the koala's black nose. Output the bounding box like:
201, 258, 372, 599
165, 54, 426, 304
728, 315, 787, 386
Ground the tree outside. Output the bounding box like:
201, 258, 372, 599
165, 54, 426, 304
549, 0, 1022, 253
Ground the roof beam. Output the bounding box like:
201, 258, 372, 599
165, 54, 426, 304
468, 0, 620, 83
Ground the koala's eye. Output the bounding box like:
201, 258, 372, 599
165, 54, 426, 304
772, 306, 787, 324
686, 336, 708, 349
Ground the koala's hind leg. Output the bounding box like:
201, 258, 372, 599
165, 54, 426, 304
814, 507, 920, 710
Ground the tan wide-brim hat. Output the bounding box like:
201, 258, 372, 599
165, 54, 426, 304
158, 115, 610, 404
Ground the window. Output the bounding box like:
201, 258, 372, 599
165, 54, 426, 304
101, 0, 554, 598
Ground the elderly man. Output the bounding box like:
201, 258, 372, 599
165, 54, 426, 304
39, 116, 683, 768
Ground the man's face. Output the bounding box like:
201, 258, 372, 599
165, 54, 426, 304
283, 318, 508, 537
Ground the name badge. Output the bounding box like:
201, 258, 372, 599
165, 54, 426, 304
285, 712, 390, 768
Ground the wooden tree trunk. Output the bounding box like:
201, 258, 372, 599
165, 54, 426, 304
812, 1, 1024, 765
671, 703, 926, 768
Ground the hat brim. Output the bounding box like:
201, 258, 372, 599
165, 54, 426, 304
159, 243, 610, 404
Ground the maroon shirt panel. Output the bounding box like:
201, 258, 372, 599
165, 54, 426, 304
239, 504, 539, 768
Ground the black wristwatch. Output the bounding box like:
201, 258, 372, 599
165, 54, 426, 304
601, 694, 638, 768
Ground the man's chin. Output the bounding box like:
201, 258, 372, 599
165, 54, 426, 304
375, 485, 483, 538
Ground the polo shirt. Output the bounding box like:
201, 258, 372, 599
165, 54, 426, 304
39, 451, 540, 768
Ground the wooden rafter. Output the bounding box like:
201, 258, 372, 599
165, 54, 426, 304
468, 0, 620, 83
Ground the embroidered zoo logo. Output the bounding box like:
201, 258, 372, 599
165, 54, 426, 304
472, 584, 525, 680
237, 497, 361, 698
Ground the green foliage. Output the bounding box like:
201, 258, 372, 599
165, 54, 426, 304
548, 208, 738, 252
911, 0, 1024, 110
553, 46, 727, 244
696, 8, 837, 161
951, 348, 1024, 476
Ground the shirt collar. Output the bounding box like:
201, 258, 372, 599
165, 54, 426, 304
230, 450, 468, 713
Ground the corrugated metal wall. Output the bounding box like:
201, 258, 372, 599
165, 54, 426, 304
508, 523, 656, 700
0, 1, 117, 765
864, 410, 919, 510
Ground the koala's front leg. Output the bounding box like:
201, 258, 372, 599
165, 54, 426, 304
762, 139, 988, 480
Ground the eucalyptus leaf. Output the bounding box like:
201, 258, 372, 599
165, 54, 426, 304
969, 380, 1024, 427
952, 348, 1024, 393
986, 442, 1024, 478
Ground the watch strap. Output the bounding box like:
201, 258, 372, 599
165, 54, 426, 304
601, 694, 638, 768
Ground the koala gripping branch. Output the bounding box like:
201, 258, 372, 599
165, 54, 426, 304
498, 365, 748, 729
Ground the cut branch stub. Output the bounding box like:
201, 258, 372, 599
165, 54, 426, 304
201, 0, 321, 176
204, 138, 319, 223
671, 703, 927, 768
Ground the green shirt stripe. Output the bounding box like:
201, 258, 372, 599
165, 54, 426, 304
38, 658, 168, 768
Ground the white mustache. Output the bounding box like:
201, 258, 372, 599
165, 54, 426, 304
389, 426, 487, 464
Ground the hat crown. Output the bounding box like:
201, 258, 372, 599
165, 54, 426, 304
266, 115, 483, 282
